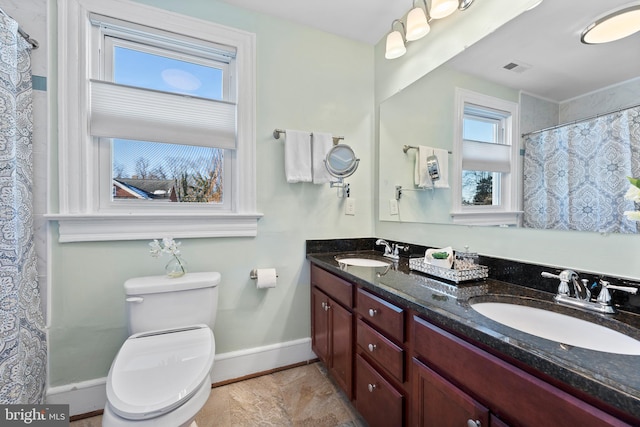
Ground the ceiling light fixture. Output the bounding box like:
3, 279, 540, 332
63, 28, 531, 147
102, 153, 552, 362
429, 0, 458, 19
385, 20, 407, 59
581, 4, 640, 44
406, 0, 430, 41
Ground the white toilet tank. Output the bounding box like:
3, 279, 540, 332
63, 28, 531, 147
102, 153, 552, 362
124, 271, 221, 335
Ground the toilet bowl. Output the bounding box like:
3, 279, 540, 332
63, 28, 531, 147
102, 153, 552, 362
103, 272, 220, 427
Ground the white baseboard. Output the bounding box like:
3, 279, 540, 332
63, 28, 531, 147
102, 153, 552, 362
46, 337, 316, 417
46, 377, 107, 417
210, 337, 315, 384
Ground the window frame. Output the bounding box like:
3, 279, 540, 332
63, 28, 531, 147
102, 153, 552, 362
53, 0, 260, 242
451, 88, 522, 226
98, 34, 233, 213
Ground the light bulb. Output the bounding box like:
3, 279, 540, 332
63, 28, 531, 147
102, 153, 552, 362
406, 7, 430, 41
429, 0, 458, 19
385, 30, 406, 59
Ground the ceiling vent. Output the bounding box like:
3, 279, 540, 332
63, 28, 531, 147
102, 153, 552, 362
502, 61, 531, 73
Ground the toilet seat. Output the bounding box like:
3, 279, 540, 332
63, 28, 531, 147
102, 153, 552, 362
106, 325, 215, 421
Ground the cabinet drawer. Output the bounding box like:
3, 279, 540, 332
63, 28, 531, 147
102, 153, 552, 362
356, 288, 404, 342
355, 354, 403, 427
310, 264, 353, 308
357, 319, 404, 382
412, 315, 629, 427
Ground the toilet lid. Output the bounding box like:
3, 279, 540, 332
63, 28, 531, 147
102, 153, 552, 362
107, 325, 215, 420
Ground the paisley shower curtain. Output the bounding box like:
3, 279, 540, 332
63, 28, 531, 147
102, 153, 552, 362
0, 13, 46, 403
523, 106, 640, 233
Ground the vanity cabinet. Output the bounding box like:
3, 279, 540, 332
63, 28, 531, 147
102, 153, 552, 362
310, 265, 353, 398
412, 315, 631, 427
309, 261, 636, 426
354, 288, 407, 427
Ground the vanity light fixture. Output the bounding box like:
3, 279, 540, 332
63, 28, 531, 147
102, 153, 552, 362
458, 0, 476, 11
385, 20, 407, 59
406, 0, 430, 41
581, 4, 640, 44
385, 0, 475, 60
429, 0, 459, 19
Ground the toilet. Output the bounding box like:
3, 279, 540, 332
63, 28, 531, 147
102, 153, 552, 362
102, 272, 221, 427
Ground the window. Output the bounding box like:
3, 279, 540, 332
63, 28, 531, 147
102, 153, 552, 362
452, 89, 521, 225
54, 0, 259, 242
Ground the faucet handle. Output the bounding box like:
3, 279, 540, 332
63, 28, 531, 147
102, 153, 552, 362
597, 280, 638, 305
541, 270, 574, 296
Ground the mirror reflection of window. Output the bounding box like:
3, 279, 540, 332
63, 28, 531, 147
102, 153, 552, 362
452, 88, 520, 226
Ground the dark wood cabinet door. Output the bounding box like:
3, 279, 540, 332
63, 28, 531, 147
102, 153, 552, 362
329, 300, 353, 398
311, 287, 329, 363
356, 354, 404, 427
412, 358, 489, 427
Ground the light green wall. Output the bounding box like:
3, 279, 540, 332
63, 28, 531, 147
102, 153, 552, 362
373, 0, 640, 280
49, 0, 374, 386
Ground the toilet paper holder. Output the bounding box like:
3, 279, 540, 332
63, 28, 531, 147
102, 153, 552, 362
250, 269, 279, 279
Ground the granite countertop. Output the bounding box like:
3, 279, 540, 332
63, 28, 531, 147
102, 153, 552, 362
307, 250, 640, 422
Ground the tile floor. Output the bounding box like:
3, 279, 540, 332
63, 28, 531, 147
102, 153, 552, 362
70, 362, 366, 426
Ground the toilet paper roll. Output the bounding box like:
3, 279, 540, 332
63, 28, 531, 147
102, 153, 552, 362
256, 268, 277, 289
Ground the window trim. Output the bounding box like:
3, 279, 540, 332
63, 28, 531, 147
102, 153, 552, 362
451, 88, 522, 226
52, 0, 261, 242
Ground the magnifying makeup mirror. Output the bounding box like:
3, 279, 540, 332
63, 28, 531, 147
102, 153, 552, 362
324, 144, 359, 198
325, 144, 360, 178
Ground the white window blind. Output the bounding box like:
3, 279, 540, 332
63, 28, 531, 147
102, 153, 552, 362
462, 139, 511, 173
89, 79, 237, 149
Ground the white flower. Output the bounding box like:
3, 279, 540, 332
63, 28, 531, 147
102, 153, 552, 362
149, 237, 182, 258
149, 239, 162, 258
624, 210, 640, 222
624, 184, 640, 204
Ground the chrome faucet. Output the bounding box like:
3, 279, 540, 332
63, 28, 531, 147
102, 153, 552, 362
542, 270, 638, 314
375, 239, 405, 260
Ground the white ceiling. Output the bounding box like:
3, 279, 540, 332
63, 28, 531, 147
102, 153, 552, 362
220, 0, 639, 102
446, 0, 640, 102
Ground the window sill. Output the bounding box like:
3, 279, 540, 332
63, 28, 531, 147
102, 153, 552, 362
450, 210, 522, 226
46, 212, 263, 242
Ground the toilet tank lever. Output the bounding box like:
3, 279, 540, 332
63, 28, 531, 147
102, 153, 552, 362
126, 296, 144, 303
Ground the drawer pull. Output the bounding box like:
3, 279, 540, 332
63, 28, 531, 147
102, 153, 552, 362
322, 302, 330, 311
368, 308, 377, 317
467, 420, 481, 427
368, 343, 377, 352
367, 383, 377, 393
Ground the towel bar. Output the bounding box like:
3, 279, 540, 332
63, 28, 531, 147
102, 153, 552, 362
403, 145, 452, 154
273, 128, 344, 145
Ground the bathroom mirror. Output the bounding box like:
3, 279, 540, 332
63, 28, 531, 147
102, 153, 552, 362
325, 144, 360, 178
379, 0, 640, 232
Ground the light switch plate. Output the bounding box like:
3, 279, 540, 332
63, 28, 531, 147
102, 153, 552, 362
345, 198, 356, 216
389, 199, 399, 215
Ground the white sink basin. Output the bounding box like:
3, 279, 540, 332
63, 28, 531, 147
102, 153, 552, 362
335, 257, 392, 267
471, 302, 640, 355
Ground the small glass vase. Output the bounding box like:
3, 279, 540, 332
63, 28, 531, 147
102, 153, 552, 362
165, 256, 187, 278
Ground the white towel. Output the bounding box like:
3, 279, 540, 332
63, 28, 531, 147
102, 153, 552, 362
284, 129, 312, 183
414, 145, 450, 189
312, 132, 333, 184
414, 145, 431, 188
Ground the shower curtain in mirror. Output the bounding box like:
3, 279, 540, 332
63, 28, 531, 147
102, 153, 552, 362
523, 106, 640, 233
0, 13, 46, 404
